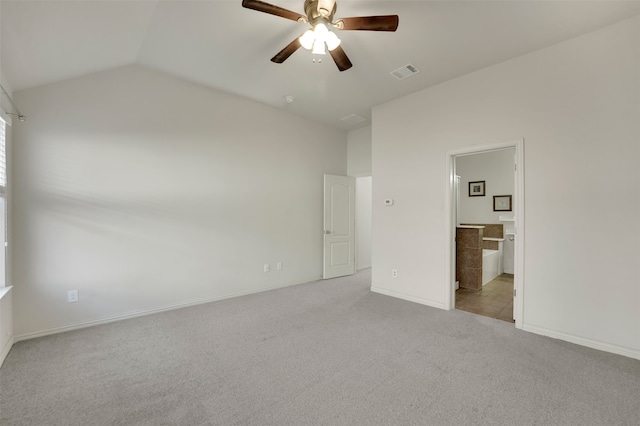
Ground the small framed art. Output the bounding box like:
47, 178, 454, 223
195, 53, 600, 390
468, 181, 485, 197
493, 195, 512, 212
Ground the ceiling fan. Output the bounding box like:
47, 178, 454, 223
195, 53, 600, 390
242, 0, 399, 71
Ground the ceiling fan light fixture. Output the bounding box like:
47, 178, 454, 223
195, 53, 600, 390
317, 0, 336, 17
314, 22, 329, 37
299, 30, 315, 49
244, 0, 399, 71
312, 39, 326, 55
325, 30, 341, 51
299, 22, 340, 54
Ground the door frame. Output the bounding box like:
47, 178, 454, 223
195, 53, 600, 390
444, 139, 525, 329
354, 175, 372, 272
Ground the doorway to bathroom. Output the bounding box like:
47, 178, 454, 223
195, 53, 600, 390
445, 140, 524, 329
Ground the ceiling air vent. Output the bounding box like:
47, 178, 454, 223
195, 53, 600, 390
390, 63, 420, 80
340, 114, 368, 125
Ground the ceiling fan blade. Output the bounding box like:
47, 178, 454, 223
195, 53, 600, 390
336, 15, 399, 31
242, 0, 306, 22
329, 46, 353, 72
271, 37, 302, 63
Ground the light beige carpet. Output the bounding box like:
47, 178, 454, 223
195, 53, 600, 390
1, 269, 639, 425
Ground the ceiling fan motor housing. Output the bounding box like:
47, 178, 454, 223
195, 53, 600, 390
304, 0, 337, 24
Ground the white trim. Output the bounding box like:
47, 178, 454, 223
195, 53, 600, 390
444, 163, 456, 310
0, 286, 13, 368
513, 139, 525, 328
371, 286, 445, 310
523, 323, 640, 361
0, 285, 11, 299
14, 276, 321, 342
445, 139, 525, 329
0, 335, 14, 368
0, 112, 11, 127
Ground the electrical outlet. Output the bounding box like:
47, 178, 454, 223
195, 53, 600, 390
263, 264, 270, 273
67, 289, 79, 303
392, 269, 398, 278
276, 262, 282, 271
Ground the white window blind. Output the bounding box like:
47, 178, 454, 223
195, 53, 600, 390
0, 117, 5, 287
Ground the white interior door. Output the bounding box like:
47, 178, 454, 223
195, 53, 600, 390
323, 174, 355, 279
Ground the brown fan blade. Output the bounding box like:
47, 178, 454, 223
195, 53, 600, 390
242, 0, 306, 22
336, 15, 399, 31
271, 37, 302, 63
329, 45, 353, 72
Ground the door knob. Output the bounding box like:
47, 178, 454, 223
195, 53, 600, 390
324, 230, 331, 235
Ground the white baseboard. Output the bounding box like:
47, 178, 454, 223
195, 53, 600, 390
370, 286, 445, 310
523, 323, 640, 361
15, 276, 322, 343
0, 335, 14, 368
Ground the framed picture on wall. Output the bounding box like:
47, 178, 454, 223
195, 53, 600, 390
468, 181, 485, 197
493, 195, 512, 211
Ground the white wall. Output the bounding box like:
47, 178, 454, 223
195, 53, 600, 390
457, 149, 515, 226
371, 17, 640, 359
347, 126, 372, 177
348, 126, 372, 271
12, 65, 347, 338
355, 177, 372, 270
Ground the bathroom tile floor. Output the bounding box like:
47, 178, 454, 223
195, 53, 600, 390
456, 274, 514, 323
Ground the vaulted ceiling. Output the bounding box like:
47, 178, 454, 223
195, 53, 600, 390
2, 1, 639, 130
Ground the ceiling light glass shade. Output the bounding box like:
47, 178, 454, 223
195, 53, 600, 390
312, 39, 326, 55
299, 23, 340, 55
325, 31, 341, 51
314, 23, 329, 38
299, 30, 315, 50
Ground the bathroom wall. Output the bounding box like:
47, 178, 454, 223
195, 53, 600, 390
457, 149, 514, 276
457, 149, 515, 229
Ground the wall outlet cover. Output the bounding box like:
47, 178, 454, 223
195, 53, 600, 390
67, 290, 79, 303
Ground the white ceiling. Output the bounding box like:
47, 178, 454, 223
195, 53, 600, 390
2, 0, 640, 130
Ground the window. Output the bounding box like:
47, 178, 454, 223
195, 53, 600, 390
0, 117, 6, 287
0, 117, 5, 189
